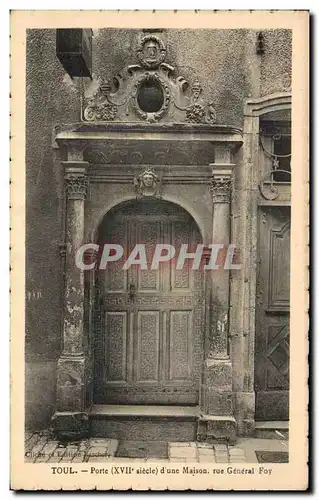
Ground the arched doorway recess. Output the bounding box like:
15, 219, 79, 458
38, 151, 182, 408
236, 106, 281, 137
93, 198, 204, 406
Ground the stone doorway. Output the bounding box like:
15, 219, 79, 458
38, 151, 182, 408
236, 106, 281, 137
93, 199, 205, 407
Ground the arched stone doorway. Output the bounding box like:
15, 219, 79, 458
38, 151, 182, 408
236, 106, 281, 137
53, 123, 241, 441
92, 198, 205, 407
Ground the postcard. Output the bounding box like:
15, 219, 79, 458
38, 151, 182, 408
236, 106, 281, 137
10, 10, 309, 490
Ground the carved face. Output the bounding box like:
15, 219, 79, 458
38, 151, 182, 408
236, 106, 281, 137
142, 172, 155, 187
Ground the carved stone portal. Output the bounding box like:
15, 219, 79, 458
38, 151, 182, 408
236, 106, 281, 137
82, 34, 217, 124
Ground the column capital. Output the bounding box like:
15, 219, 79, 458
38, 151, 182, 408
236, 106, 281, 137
209, 164, 234, 203
63, 163, 89, 200
65, 175, 88, 200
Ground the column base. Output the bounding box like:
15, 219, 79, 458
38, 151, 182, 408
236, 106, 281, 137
199, 358, 236, 443
51, 411, 89, 440
56, 355, 88, 412
233, 391, 255, 437
52, 354, 92, 439
197, 415, 237, 444
201, 358, 234, 414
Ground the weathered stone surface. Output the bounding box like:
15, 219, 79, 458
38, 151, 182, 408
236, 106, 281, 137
260, 30, 292, 96
206, 417, 237, 444
214, 444, 228, 451
233, 392, 255, 437
107, 439, 119, 457
51, 411, 89, 439
71, 452, 87, 463
229, 447, 245, 456
203, 389, 233, 415
198, 448, 216, 456
199, 455, 216, 463
56, 356, 86, 412
91, 419, 197, 442
25, 362, 57, 430
204, 360, 233, 389
170, 447, 197, 459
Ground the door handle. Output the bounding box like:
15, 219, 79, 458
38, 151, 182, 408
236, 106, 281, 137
129, 282, 136, 301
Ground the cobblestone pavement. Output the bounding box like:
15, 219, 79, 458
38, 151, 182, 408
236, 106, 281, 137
25, 431, 275, 464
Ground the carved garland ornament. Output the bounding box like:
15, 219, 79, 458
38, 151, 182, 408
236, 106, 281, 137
186, 103, 206, 123
84, 102, 118, 122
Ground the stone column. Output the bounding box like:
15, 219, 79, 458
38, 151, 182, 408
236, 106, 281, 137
229, 114, 260, 436
208, 162, 233, 359
52, 161, 90, 439
198, 147, 236, 443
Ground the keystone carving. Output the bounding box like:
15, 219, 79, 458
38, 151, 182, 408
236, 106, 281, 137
133, 168, 161, 198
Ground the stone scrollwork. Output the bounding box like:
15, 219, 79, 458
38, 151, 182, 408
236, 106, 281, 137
178, 79, 217, 124
83, 82, 119, 122
131, 72, 171, 123
81, 34, 217, 124
66, 176, 88, 199
133, 167, 161, 198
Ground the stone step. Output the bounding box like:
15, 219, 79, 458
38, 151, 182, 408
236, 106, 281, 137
255, 421, 289, 430
89, 405, 199, 442
254, 421, 289, 440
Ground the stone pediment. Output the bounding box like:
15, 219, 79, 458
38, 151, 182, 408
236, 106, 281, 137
82, 34, 217, 125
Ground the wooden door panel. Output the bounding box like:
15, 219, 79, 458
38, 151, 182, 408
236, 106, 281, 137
104, 220, 128, 293
171, 221, 193, 290
136, 311, 160, 382
94, 200, 204, 406
255, 207, 290, 420
169, 310, 192, 381
105, 311, 127, 382
137, 221, 161, 291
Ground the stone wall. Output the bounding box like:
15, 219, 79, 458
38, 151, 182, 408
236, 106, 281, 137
25, 29, 79, 428
260, 29, 292, 96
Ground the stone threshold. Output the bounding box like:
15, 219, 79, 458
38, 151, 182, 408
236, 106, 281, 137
255, 421, 289, 430
90, 405, 200, 419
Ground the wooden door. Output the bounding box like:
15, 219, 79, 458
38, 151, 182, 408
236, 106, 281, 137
93, 200, 204, 405
255, 207, 290, 420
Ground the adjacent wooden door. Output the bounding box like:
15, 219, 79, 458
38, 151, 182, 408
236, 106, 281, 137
93, 200, 204, 405
255, 207, 290, 420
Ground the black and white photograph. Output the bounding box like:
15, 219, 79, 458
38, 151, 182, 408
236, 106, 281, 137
10, 10, 309, 491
